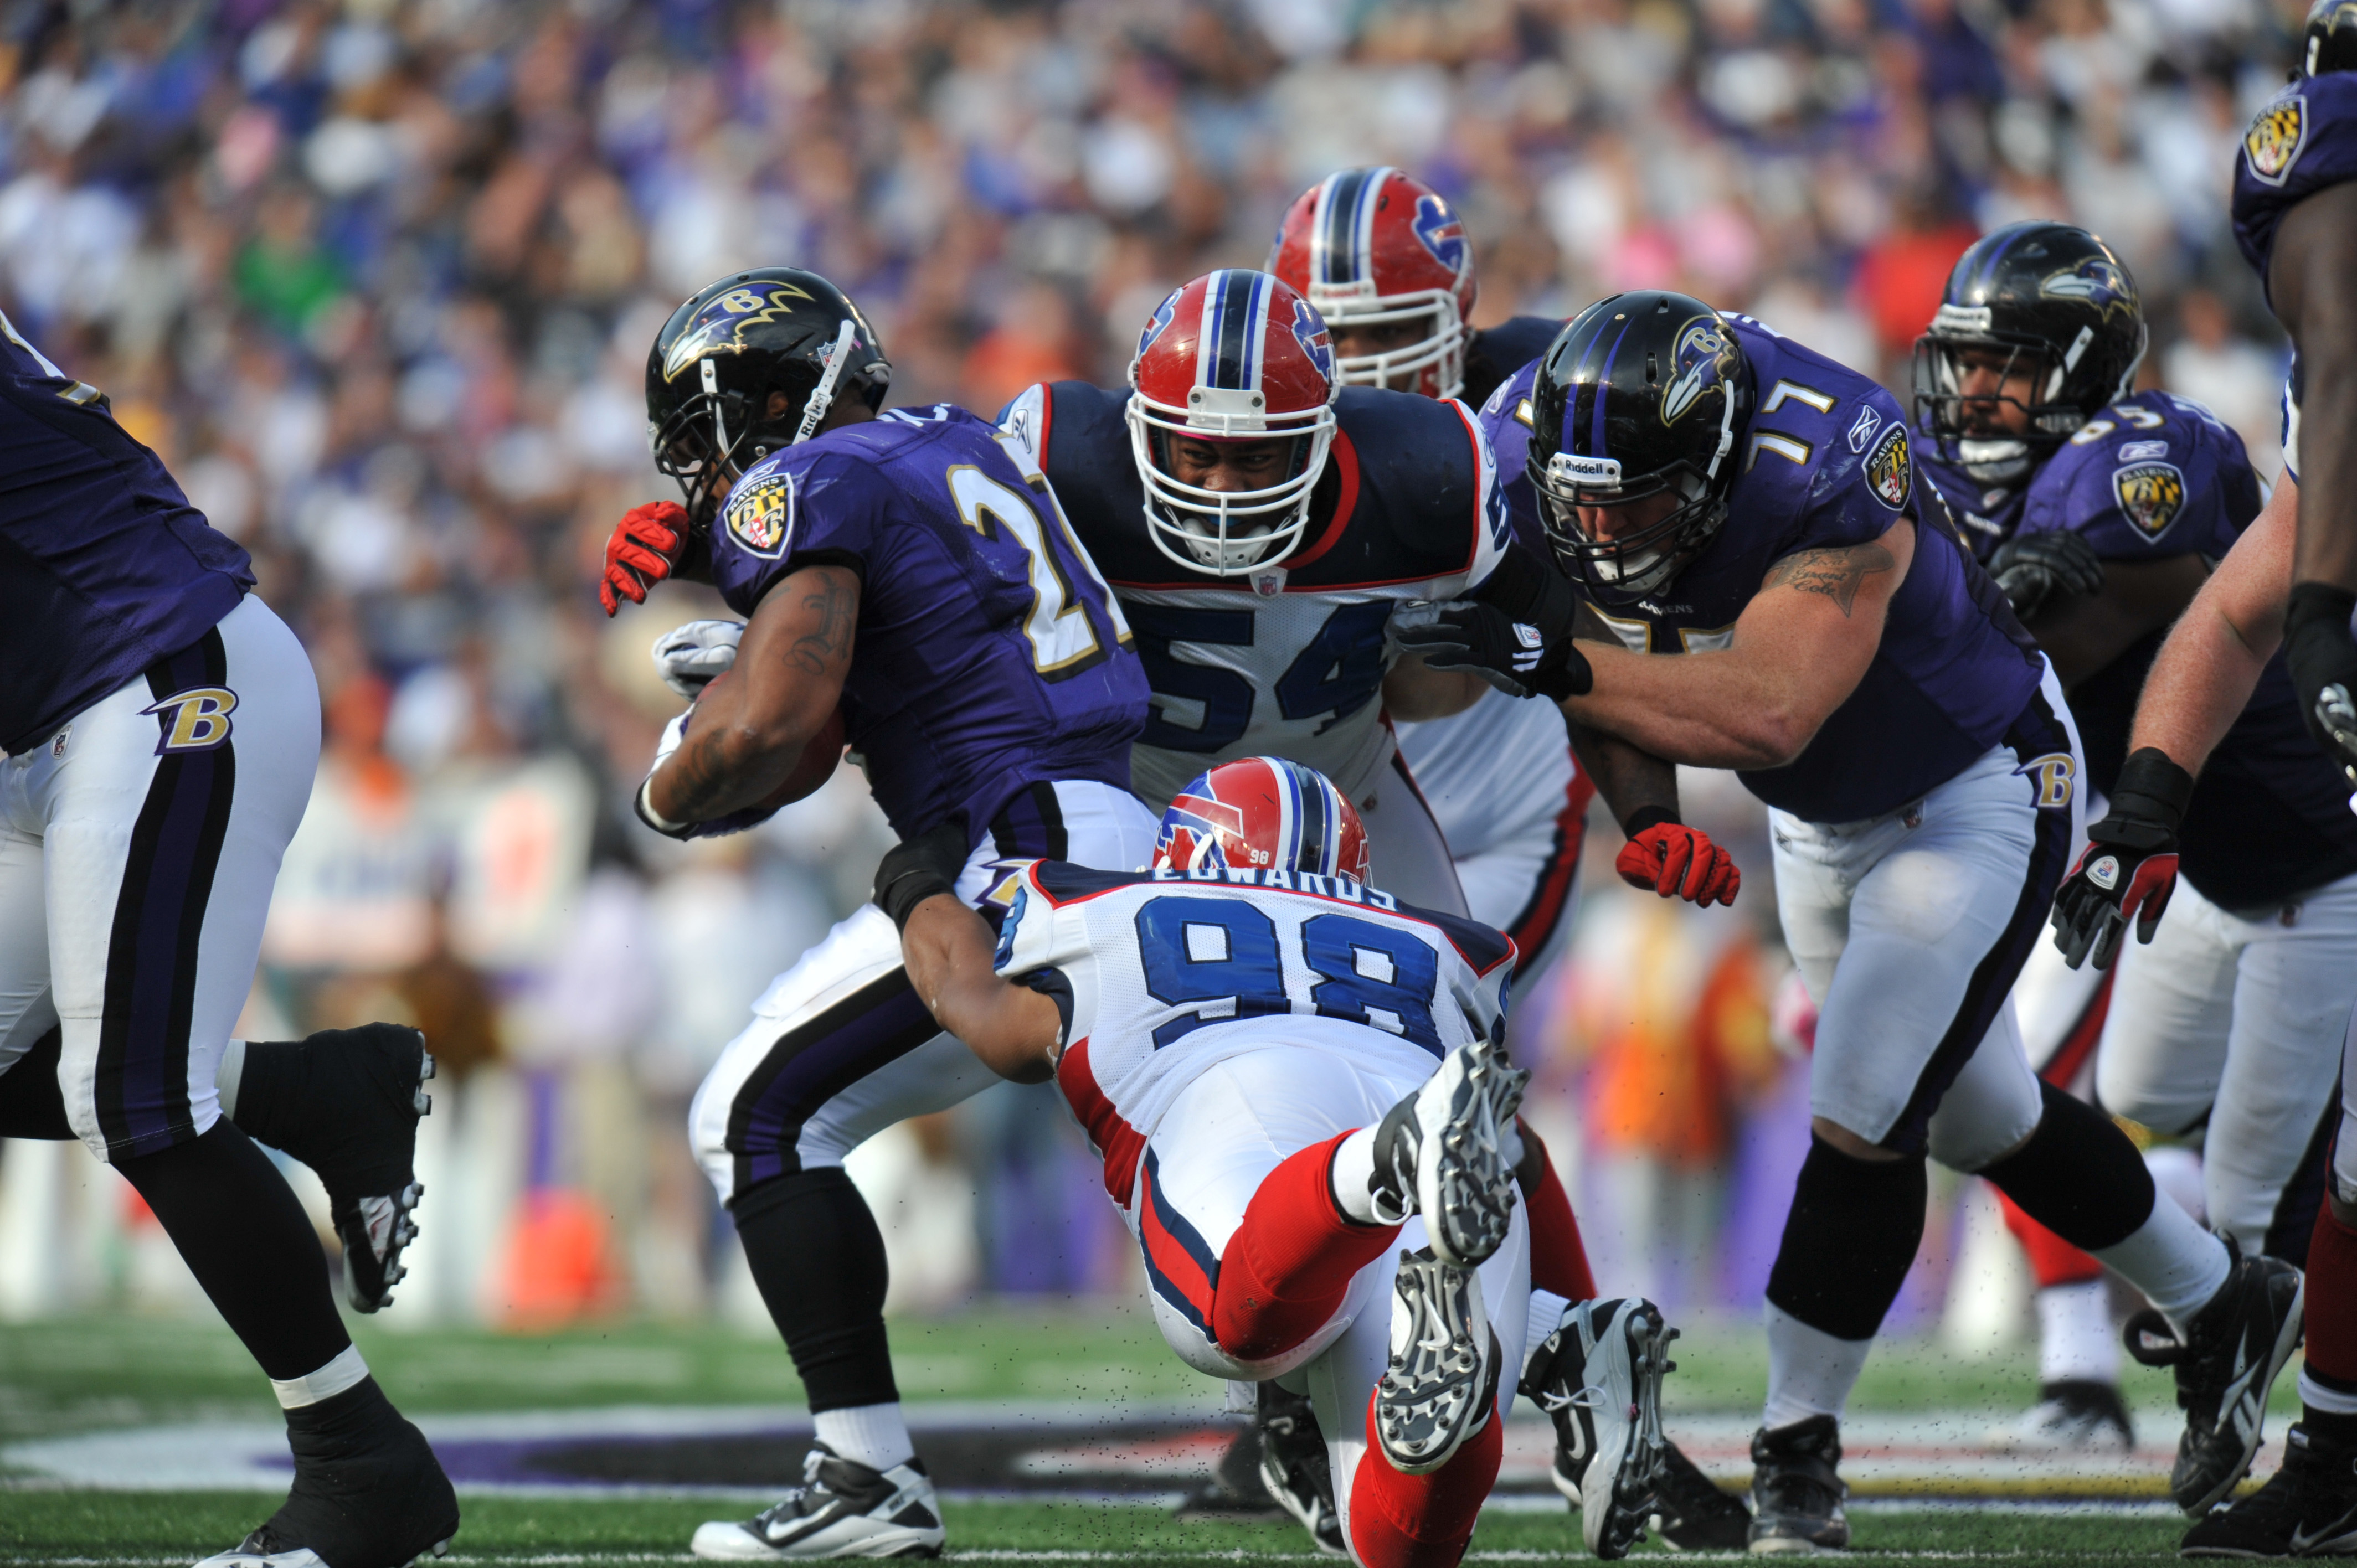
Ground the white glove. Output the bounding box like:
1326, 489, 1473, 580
651, 705, 692, 772
651, 619, 744, 698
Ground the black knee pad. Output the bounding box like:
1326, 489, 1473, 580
1979, 1080, 2155, 1252
1766, 1135, 1928, 1340
732, 1167, 899, 1411
0, 1027, 73, 1139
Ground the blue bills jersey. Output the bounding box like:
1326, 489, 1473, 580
1483, 314, 2044, 824
705, 404, 1150, 842
2234, 71, 2357, 301
0, 310, 254, 756
999, 381, 1509, 807
995, 859, 1514, 1196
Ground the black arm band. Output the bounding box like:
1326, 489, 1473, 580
1621, 804, 1681, 838
878, 870, 955, 932
1471, 543, 1579, 641
634, 778, 696, 841
2286, 581, 2357, 640
2102, 746, 2194, 844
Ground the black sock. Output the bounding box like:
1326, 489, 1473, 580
0, 1027, 73, 1139
1980, 1081, 2155, 1251
733, 1167, 899, 1410
227, 1037, 307, 1152
114, 1121, 351, 1382
2305, 1366, 2357, 1446
1767, 1135, 1928, 1340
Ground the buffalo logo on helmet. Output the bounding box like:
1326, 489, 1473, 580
1156, 788, 1260, 872
2113, 460, 2186, 538
1411, 194, 1468, 275
2037, 256, 2137, 321
1866, 423, 1913, 510
1660, 316, 1733, 425
1289, 296, 1335, 382
2245, 95, 2309, 184
1135, 288, 1181, 364
724, 470, 796, 559
661, 283, 816, 384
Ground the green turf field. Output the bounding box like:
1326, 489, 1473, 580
0, 1306, 2294, 1564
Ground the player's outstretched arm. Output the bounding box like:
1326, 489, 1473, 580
646, 564, 857, 824
899, 895, 1060, 1084
1566, 520, 1914, 770
2127, 474, 2297, 775
2020, 553, 2212, 689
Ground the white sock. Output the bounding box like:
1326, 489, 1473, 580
2302, 1368, 2357, 1416
1763, 1304, 1872, 1431
1525, 1288, 1572, 1371
1330, 1126, 1381, 1225
2036, 1280, 2119, 1384
271, 1344, 369, 1410
814, 1402, 915, 1472
2091, 1195, 2231, 1332
217, 1038, 247, 1119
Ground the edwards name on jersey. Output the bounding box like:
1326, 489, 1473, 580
706, 403, 1150, 840
1484, 313, 2045, 824
998, 381, 1509, 809
994, 860, 1514, 1206
1, 310, 255, 755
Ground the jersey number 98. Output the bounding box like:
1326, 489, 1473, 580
1134, 896, 1442, 1053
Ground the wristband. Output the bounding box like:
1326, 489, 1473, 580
2102, 746, 2193, 846
1621, 804, 1681, 838
2286, 581, 2357, 641
877, 865, 956, 932
634, 777, 693, 840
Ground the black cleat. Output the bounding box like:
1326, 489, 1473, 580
1654, 1436, 1757, 1551
1256, 1381, 1344, 1556
2128, 1241, 2307, 1517
692, 1446, 944, 1559
197, 1383, 458, 1568
2183, 1423, 2357, 1557
248, 1024, 434, 1314
1521, 1296, 1674, 1560
1749, 1415, 1849, 1554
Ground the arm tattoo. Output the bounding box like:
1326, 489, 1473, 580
1762, 541, 1897, 617
785, 572, 857, 677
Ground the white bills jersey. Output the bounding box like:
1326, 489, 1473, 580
991, 860, 1516, 1209
996, 380, 1510, 809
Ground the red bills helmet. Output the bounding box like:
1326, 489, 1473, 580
1268, 167, 1477, 400
1154, 757, 1371, 884
1126, 269, 1339, 575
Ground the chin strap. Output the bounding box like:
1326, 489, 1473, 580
794, 319, 862, 446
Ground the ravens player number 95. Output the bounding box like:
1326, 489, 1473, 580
594, 267, 1157, 1562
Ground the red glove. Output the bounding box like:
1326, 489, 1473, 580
599, 501, 690, 616
1615, 814, 1740, 907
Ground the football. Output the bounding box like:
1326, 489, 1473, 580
761, 702, 847, 811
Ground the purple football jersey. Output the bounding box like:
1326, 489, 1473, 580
1483, 314, 2045, 823
703, 403, 1149, 842
2234, 71, 2357, 300
1, 312, 253, 755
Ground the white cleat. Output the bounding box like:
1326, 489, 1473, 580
1370, 1035, 1529, 1268
1374, 1246, 1499, 1476
692, 1446, 944, 1559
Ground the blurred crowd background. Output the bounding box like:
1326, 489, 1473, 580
0, 0, 2299, 1340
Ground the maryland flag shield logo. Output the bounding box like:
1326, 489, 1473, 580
1866, 423, 1912, 510
725, 470, 796, 559
2245, 95, 2308, 187
2114, 461, 2186, 539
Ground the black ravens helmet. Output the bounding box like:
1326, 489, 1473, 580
1913, 223, 2145, 484
2305, 0, 2357, 75
645, 267, 890, 527
1527, 290, 1751, 604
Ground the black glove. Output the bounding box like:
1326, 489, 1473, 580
2050, 747, 2193, 971
1989, 530, 2104, 621
874, 821, 973, 932
2283, 582, 2357, 789
1390, 600, 1593, 701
